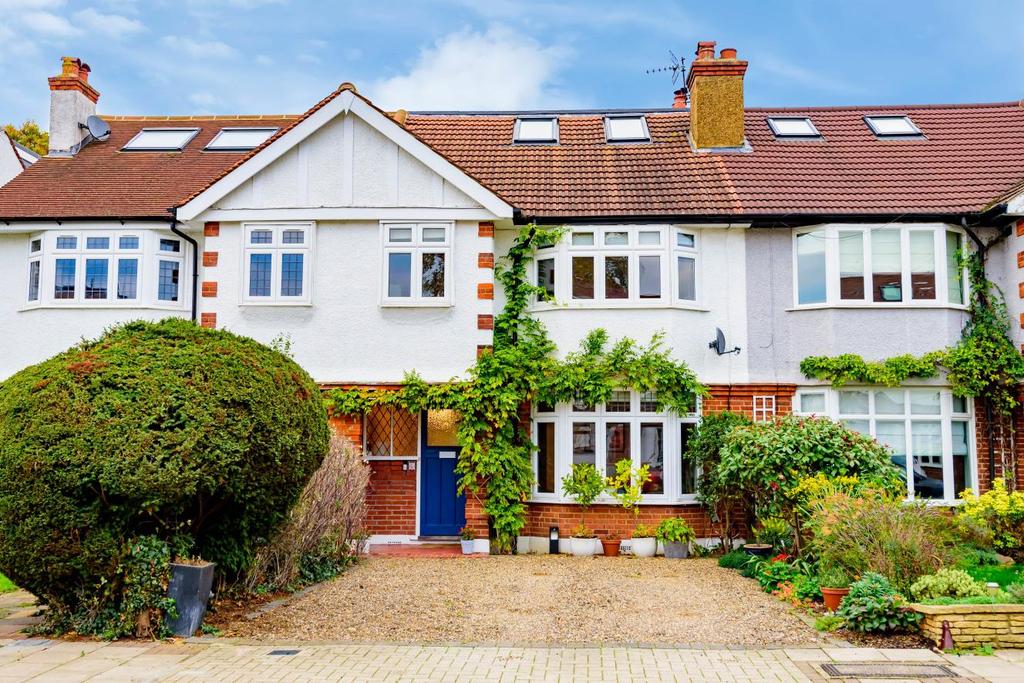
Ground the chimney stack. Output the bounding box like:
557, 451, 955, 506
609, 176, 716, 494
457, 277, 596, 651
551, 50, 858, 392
47, 57, 100, 156
685, 41, 748, 150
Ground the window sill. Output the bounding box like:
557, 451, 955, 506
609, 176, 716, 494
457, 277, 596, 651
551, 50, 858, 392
788, 303, 969, 312
239, 301, 314, 307
528, 495, 701, 506
19, 303, 187, 312
380, 301, 453, 309
530, 302, 708, 312
363, 456, 418, 462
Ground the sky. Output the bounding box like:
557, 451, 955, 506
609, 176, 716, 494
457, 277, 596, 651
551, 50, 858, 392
1, 0, 1022, 125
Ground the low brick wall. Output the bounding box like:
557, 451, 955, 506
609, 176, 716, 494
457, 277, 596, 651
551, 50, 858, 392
913, 603, 1024, 648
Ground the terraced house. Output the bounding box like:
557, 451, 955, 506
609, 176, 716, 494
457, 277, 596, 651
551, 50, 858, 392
2, 44, 1024, 552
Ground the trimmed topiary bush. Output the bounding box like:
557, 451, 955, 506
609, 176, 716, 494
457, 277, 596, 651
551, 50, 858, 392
0, 319, 330, 636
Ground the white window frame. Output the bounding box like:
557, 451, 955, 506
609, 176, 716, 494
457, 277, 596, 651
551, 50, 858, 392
204, 127, 279, 151
122, 128, 200, 151
864, 115, 923, 138
604, 115, 651, 143
766, 116, 822, 139
23, 229, 188, 310
531, 390, 701, 504
794, 387, 975, 503
513, 117, 559, 144
753, 395, 776, 422
380, 221, 453, 307
362, 405, 421, 461
532, 225, 702, 309
241, 222, 314, 305
792, 224, 969, 309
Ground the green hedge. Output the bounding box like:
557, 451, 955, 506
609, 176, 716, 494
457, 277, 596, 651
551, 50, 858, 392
0, 319, 329, 633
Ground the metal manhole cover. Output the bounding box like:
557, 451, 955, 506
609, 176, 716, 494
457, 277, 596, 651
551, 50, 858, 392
267, 649, 300, 656
820, 662, 957, 679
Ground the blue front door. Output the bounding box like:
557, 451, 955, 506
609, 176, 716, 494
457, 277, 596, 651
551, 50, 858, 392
419, 409, 466, 536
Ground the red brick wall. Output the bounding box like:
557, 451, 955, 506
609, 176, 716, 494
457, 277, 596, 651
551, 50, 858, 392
973, 395, 1024, 493
523, 501, 730, 539
704, 383, 796, 418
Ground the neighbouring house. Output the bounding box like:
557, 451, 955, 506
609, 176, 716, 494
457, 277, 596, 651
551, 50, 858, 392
1, 48, 1024, 551
0, 131, 37, 188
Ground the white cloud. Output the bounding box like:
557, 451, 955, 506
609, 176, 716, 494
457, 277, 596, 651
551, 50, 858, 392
160, 36, 237, 59
369, 25, 578, 110
21, 10, 80, 36
73, 8, 144, 37
0, 0, 64, 9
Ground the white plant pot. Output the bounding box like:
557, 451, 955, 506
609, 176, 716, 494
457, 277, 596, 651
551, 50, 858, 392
631, 537, 657, 558
570, 537, 597, 557
461, 539, 475, 554
473, 538, 490, 555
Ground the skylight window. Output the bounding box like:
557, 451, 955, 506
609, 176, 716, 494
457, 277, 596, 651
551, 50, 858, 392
513, 117, 558, 144
605, 115, 650, 142
864, 115, 922, 137
767, 117, 821, 138
122, 128, 200, 151
205, 127, 279, 151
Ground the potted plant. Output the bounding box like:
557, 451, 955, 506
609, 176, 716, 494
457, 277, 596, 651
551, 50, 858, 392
656, 517, 696, 559
459, 526, 475, 555
601, 532, 621, 557
165, 557, 216, 638
819, 565, 853, 612
606, 459, 654, 557
742, 518, 781, 557
561, 462, 604, 557
754, 517, 792, 553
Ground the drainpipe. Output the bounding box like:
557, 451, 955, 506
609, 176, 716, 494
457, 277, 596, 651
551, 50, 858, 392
168, 207, 199, 322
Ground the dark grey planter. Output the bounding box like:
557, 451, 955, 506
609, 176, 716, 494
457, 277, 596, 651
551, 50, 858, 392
664, 541, 689, 559
165, 561, 215, 637
743, 543, 773, 557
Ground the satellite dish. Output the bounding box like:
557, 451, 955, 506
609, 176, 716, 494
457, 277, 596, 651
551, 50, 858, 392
708, 327, 741, 356
85, 116, 111, 142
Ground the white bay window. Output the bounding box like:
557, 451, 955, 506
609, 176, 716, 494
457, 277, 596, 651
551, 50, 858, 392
795, 387, 974, 502
794, 224, 967, 307
533, 390, 700, 502
242, 223, 312, 304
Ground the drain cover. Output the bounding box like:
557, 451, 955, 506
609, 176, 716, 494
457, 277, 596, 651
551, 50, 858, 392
267, 649, 300, 656
821, 662, 957, 679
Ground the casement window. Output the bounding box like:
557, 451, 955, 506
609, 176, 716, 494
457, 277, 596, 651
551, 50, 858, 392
794, 225, 967, 307
242, 223, 313, 304
532, 390, 700, 502
381, 222, 452, 305
364, 405, 418, 458
26, 230, 181, 308
534, 226, 699, 307
794, 387, 974, 502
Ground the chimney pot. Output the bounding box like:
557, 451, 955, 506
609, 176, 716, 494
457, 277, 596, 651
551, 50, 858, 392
695, 41, 716, 60
719, 48, 738, 59
672, 88, 688, 110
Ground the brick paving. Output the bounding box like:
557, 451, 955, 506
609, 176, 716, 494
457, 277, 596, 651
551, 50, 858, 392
1, 639, 1023, 682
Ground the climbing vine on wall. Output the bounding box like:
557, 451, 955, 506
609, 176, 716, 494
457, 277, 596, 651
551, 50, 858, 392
326, 224, 706, 552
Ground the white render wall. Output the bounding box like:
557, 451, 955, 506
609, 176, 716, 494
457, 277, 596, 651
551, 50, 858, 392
202, 220, 492, 384
495, 226, 750, 384
0, 133, 23, 188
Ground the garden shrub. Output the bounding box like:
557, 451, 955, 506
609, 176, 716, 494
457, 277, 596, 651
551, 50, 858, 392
683, 411, 752, 549
922, 595, 1011, 606
910, 569, 988, 602
754, 555, 809, 593
958, 479, 1024, 558
836, 572, 922, 633
717, 549, 749, 569
754, 517, 792, 552
805, 491, 967, 594
245, 434, 370, 592
0, 319, 330, 636
792, 573, 822, 602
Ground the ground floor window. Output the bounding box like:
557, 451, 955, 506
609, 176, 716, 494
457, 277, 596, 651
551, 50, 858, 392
533, 390, 699, 502
364, 405, 418, 458
794, 387, 974, 502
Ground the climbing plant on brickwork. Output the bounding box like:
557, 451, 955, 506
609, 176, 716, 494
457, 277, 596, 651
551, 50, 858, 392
327, 224, 706, 552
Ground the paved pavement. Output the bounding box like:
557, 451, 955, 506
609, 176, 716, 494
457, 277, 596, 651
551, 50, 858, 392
2, 639, 1024, 682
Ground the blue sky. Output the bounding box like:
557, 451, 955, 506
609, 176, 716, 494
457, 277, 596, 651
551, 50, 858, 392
1, 0, 1022, 125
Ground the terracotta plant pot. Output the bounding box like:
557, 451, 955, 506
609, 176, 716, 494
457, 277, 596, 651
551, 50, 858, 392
601, 539, 621, 556
821, 587, 850, 612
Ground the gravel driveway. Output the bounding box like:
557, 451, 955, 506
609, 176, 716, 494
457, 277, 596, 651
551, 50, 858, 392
227, 556, 825, 646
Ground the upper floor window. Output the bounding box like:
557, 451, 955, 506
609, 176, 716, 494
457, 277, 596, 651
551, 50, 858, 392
205, 127, 278, 151
794, 225, 966, 307
795, 387, 973, 502
25, 230, 184, 308
243, 223, 312, 304
122, 128, 199, 151
533, 226, 698, 306
513, 117, 558, 144
864, 115, 922, 138
767, 117, 821, 139
381, 222, 452, 306
604, 115, 650, 143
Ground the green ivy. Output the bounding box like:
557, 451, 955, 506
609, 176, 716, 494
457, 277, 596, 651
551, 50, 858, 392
327, 224, 706, 552
801, 252, 1024, 415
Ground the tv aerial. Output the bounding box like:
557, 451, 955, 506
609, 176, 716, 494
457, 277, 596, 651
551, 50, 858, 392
645, 50, 686, 86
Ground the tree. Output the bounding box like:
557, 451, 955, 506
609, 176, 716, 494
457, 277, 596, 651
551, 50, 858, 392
3, 120, 48, 156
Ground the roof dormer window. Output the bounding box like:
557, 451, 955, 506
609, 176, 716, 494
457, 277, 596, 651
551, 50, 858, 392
205, 127, 279, 151
864, 115, 922, 138
605, 115, 650, 143
513, 117, 558, 144
767, 117, 821, 139
122, 128, 200, 151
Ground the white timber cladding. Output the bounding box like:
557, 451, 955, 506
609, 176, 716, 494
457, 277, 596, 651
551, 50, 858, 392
178, 91, 512, 221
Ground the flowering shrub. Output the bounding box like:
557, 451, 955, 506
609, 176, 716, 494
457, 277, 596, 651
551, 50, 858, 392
958, 479, 1024, 556
837, 572, 922, 633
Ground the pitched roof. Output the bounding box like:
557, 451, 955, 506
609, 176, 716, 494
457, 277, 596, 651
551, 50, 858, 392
404, 101, 1024, 220
1, 96, 1022, 222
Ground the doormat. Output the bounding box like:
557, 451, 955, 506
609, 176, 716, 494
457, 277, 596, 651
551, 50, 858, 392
820, 662, 957, 678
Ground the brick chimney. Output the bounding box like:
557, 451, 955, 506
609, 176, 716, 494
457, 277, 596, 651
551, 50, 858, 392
47, 57, 100, 156
685, 41, 748, 150
672, 88, 687, 109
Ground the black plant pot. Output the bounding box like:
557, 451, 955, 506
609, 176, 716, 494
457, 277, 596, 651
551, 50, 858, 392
742, 543, 773, 557
165, 561, 215, 637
